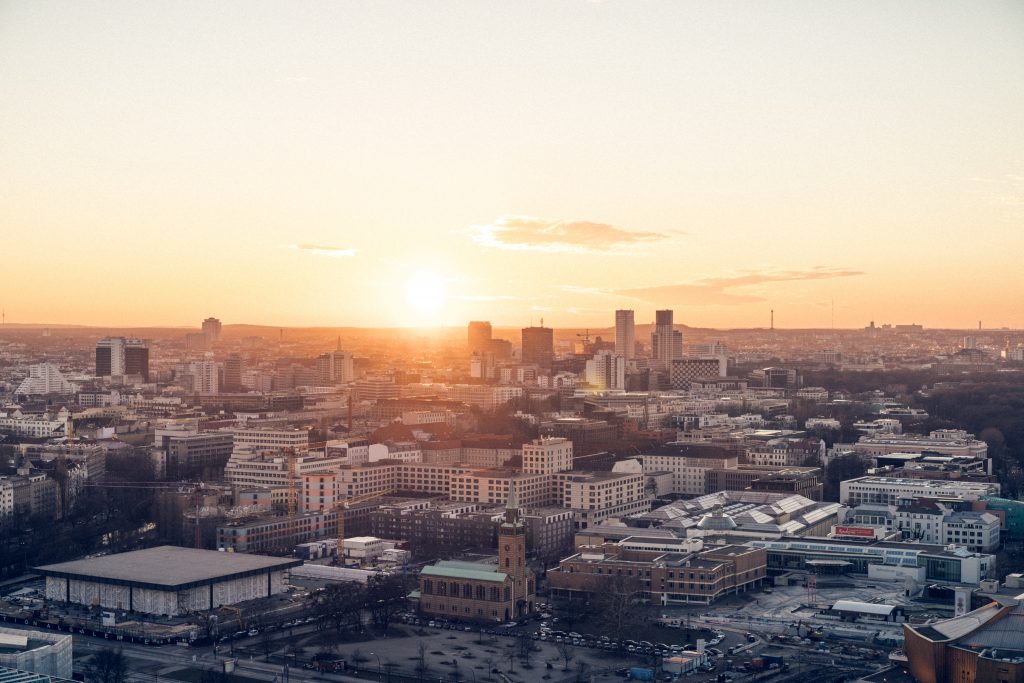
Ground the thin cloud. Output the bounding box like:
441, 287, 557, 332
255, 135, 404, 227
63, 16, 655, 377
291, 244, 356, 257
469, 215, 669, 253
615, 267, 865, 306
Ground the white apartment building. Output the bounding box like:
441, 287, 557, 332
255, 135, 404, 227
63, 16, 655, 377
585, 351, 626, 391
641, 449, 738, 496
0, 408, 70, 439
853, 430, 988, 460
230, 427, 310, 454
14, 363, 74, 395
522, 437, 573, 474
223, 451, 346, 490
806, 417, 841, 430
449, 470, 554, 507
557, 471, 650, 528
189, 357, 219, 395
839, 476, 1000, 506
848, 503, 1001, 553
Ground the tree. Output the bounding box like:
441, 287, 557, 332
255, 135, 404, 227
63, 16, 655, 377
556, 640, 574, 671
86, 648, 128, 683
416, 640, 428, 681
306, 582, 364, 631
592, 573, 645, 640
365, 573, 409, 632
516, 634, 534, 666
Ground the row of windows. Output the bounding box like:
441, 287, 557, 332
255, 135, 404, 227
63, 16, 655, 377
422, 580, 511, 602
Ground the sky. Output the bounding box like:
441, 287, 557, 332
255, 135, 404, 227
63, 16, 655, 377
1, 1, 1022, 330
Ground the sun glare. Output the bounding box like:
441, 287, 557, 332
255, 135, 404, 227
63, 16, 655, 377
405, 269, 447, 319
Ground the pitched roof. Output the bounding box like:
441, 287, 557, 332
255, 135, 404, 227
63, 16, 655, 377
421, 560, 508, 583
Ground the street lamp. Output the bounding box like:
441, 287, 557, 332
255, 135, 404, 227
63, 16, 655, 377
369, 651, 382, 682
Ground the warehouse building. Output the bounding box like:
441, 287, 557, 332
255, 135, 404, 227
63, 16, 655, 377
36, 546, 301, 616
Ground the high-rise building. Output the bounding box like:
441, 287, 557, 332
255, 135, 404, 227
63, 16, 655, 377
223, 353, 243, 391
468, 321, 492, 355
202, 317, 222, 341
124, 340, 149, 382
316, 351, 354, 386
614, 310, 635, 360
651, 310, 683, 366
96, 337, 148, 380
585, 350, 626, 390
95, 337, 124, 377
521, 326, 554, 369
189, 356, 219, 395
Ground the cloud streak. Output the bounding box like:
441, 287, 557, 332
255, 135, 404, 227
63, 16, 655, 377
469, 215, 668, 253
614, 267, 864, 306
292, 244, 356, 257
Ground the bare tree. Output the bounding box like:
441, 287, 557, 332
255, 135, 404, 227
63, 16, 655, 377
575, 660, 590, 683
517, 634, 534, 667
556, 640, 574, 671
416, 640, 428, 681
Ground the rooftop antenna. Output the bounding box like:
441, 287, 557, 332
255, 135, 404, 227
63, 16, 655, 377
336, 335, 341, 351
540, 317, 544, 328
770, 309, 774, 331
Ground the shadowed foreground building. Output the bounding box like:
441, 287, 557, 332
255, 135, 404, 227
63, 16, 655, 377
904, 600, 1024, 683
417, 487, 536, 622
547, 538, 766, 605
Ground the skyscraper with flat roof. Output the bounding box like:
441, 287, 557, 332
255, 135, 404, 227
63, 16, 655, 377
615, 309, 635, 360
651, 310, 682, 366
468, 321, 492, 355
521, 326, 554, 370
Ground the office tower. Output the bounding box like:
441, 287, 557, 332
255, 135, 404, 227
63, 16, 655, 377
223, 353, 243, 391
487, 338, 513, 360
467, 321, 493, 355
585, 350, 626, 390
316, 351, 355, 386
615, 310, 635, 360
202, 317, 222, 341
123, 340, 150, 382
651, 309, 683, 366
521, 326, 554, 369
96, 337, 149, 380
95, 337, 125, 376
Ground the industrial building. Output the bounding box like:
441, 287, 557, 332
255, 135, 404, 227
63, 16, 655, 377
36, 546, 301, 616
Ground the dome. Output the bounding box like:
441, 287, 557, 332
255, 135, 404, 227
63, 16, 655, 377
696, 510, 737, 531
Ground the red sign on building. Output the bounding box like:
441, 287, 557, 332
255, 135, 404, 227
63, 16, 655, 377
834, 526, 875, 538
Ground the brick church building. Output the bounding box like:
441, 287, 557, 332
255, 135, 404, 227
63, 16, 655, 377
417, 486, 536, 623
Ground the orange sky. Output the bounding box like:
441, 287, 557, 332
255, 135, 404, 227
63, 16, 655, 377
2, 2, 1023, 330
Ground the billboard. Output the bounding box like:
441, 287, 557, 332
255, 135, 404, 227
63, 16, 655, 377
834, 526, 876, 538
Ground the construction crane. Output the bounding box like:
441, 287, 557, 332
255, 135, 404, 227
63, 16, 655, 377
576, 329, 591, 352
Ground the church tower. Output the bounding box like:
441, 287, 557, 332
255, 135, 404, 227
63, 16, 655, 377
498, 482, 531, 618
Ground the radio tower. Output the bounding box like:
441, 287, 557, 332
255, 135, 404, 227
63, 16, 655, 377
806, 573, 817, 606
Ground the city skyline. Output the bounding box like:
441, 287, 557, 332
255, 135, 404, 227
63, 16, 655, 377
3, 2, 1023, 329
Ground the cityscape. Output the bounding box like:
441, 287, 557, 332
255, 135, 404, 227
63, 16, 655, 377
2, 4, 1023, 683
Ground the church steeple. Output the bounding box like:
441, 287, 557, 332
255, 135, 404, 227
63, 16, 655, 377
503, 481, 522, 528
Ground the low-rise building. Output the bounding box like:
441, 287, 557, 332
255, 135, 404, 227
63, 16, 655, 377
548, 541, 766, 605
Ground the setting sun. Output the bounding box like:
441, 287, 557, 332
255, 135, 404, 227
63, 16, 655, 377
405, 269, 447, 319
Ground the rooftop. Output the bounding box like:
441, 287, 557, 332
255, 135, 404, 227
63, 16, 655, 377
35, 546, 301, 590
420, 560, 507, 583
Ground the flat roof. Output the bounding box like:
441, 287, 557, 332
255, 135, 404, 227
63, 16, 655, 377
35, 546, 301, 591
